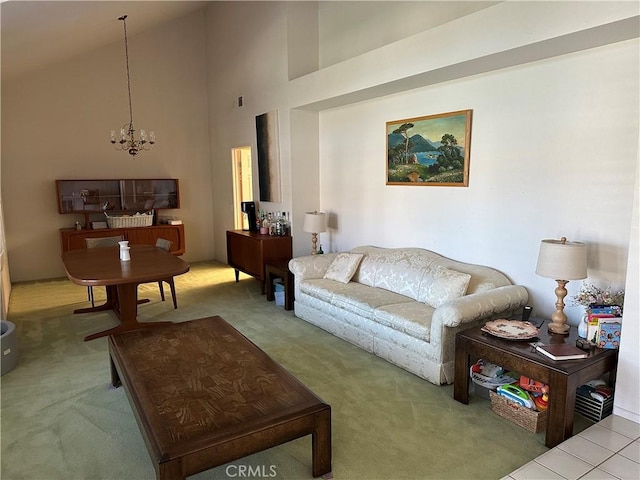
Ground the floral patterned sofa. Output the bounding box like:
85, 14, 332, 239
288, 246, 528, 385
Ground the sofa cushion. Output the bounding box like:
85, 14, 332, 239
323, 253, 364, 283
418, 266, 471, 308
372, 252, 430, 301
350, 249, 383, 287
301, 279, 413, 319
373, 302, 435, 342
349, 247, 440, 299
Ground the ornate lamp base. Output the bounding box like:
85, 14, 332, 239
548, 279, 570, 335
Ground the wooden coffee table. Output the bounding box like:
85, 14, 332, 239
453, 320, 618, 448
109, 316, 332, 479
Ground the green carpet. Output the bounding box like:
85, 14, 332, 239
2, 260, 558, 479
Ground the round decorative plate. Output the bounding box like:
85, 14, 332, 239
481, 319, 539, 340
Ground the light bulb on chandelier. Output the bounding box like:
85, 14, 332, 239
110, 15, 155, 157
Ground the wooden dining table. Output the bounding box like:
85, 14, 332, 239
62, 245, 190, 341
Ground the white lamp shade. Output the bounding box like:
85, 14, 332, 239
535, 238, 587, 280
303, 212, 326, 233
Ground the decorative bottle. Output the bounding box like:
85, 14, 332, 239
268, 212, 276, 236
281, 212, 290, 236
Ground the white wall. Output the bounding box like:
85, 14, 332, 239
615, 150, 640, 423
205, 1, 295, 262
319, 39, 638, 327
317, 1, 497, 68
1, 11, 213, 282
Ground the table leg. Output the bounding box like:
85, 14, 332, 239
73, 285, 117, 314
116, 283, 138, 325
608, 366, 618, 388
110, 354, 121, 388
284, 271, 294, 311
84, 283, 173, 341
157, 459, 185, 480
266, 271, 275, 302
546, 372, 576, 448
453, 336, 470, 404
312, 408, 332, 478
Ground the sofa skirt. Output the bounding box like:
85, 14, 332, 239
294, 301, 451, 385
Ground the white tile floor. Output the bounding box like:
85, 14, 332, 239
506, 415, 640, 480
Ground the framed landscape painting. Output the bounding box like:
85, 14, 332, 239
386, 109, 472, 186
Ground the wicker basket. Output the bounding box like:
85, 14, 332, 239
489, 391, 547, 433
105, 213, 153, 228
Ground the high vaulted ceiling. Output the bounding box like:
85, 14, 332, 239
1, 0, 502, 81
1, 0, 210, 80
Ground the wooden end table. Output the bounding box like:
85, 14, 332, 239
453, 320, 618, 448
265, 261, 294, 311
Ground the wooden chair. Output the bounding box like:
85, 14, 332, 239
84, 235, 124, 307
151, 238, 178, 309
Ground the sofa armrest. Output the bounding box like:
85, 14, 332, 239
289, 253, 340, 301
432, 285, 529, 329
289, 253, 340, 281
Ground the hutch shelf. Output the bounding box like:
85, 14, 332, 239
56, 179, 184, 255
56, 178, 179, 228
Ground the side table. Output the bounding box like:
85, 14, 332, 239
453, 321, 618, 448
265, 261, 294, 311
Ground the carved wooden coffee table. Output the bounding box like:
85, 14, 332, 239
109, 316, 332, 480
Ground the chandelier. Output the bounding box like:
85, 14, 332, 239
110, 15, 155, 157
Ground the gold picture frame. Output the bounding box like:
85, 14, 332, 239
386, 109, 472, 186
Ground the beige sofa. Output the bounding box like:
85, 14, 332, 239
288, 246, 528, 385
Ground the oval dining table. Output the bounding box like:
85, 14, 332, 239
62, 245, 190, 341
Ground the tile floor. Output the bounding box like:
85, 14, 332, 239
506, 414, 640, 480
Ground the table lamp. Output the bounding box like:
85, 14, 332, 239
303, 211, 326, 255
535, 237, 587, 334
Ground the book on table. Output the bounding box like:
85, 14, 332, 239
597, 319, 622, 349
533, 343, 588, 361
586, 310, 623, 347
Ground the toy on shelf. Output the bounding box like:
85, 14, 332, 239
518, 376, 549, 411
496, 384, 535, 409
470, 359, 515, 388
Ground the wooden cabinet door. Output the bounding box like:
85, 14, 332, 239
60, 224, 185, 255
226, 230, 292, 283
227, 232, 262, 278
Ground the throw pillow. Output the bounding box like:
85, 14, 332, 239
323, 253, 364, 284
421, 266, 471, 308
